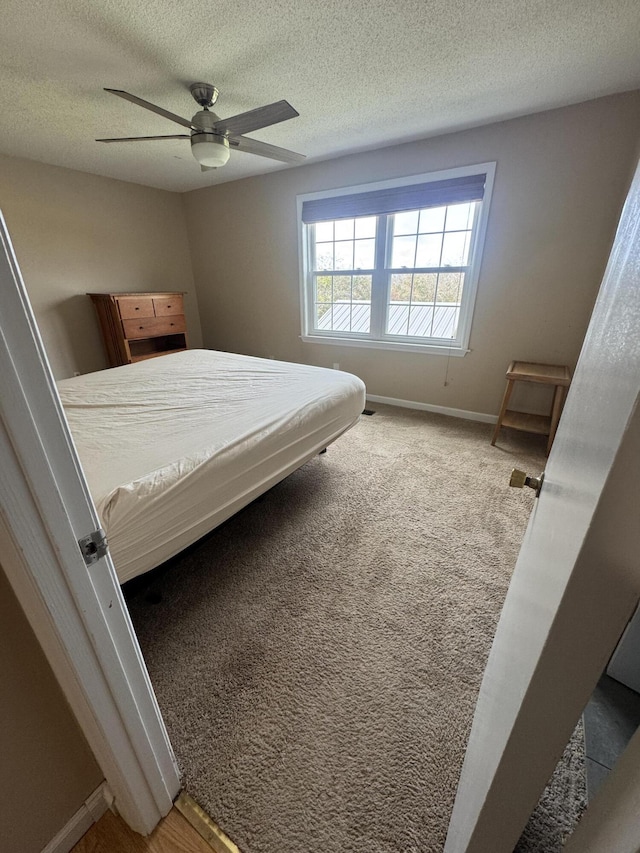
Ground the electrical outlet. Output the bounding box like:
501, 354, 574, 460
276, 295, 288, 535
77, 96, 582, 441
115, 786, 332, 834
333, 363, 340, 370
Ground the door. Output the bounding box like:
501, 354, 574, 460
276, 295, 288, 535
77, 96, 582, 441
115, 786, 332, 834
0, 212, 180, 833
445, 158, 640, 852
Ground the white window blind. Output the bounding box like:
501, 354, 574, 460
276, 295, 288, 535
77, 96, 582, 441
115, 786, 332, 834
301, 174, 486, 223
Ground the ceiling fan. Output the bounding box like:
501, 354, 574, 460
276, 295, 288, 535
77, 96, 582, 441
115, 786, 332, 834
97, 83, 305, 171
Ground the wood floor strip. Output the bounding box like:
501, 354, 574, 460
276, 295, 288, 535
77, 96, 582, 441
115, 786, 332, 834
72, 806, 213, 852
174, 791, 242, 853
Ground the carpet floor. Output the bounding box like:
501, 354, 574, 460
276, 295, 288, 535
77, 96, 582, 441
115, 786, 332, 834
126, 404, 586, 853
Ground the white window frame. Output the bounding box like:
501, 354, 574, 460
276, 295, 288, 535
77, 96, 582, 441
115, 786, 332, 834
297, 162, 496, 355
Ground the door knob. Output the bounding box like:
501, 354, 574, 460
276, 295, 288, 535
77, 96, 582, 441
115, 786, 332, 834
510, 469, 544, 496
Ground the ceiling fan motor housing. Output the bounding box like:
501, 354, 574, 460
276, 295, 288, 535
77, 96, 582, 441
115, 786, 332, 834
192, 109, 222, 131
190, 110, 230, 167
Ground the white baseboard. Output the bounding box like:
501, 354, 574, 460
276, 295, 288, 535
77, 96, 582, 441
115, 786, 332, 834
41, 782, 113, 853
365, 393, 498, 424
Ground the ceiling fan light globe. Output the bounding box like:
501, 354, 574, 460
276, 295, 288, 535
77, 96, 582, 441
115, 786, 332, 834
191, 135, 230, 168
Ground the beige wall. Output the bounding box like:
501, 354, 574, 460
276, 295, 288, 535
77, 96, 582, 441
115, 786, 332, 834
0, 154, 203, 379
184, 91, 640, 416
0, 559, 102, 852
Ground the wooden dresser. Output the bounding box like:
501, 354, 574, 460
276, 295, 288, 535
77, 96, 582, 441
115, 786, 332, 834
88, 292, 188, 367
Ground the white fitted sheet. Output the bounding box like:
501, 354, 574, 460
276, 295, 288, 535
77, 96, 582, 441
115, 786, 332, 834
58, 349, 365, 583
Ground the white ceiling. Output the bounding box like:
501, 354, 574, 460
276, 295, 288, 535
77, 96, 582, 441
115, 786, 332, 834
1, 0, 639, 193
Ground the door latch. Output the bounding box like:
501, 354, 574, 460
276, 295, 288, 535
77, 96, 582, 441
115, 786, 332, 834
509, 469, 544, 497
78, 528, 109, 566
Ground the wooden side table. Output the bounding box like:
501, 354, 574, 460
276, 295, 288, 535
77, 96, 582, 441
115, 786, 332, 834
491, 361, 571, 454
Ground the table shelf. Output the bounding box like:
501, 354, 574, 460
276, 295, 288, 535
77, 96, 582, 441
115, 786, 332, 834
502, 410, 552, 436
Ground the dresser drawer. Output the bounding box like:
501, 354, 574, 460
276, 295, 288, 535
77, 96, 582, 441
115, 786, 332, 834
117, 297, 155, 320
123, 315, 186, 340
153, 295, 184, 316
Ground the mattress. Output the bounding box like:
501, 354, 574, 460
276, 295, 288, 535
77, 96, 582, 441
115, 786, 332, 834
58, 349, 365, 583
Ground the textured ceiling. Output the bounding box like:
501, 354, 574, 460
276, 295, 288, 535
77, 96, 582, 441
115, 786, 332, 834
1, 0, 639, 193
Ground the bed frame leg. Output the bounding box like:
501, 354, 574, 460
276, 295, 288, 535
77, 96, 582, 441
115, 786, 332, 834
319, 448, 327, 455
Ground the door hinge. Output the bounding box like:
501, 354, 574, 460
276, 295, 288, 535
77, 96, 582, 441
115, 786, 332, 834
78, 528, 109, 566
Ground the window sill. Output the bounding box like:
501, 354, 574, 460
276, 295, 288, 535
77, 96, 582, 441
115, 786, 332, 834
300, 334, 469, 356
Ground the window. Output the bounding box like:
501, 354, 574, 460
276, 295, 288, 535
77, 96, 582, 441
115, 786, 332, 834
297, 163, 495, 355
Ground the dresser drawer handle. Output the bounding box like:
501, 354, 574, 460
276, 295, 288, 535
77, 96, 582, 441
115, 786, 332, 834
135, 306, 140, 310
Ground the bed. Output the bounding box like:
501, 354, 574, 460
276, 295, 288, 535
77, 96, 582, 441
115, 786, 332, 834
57, 349, 366, 584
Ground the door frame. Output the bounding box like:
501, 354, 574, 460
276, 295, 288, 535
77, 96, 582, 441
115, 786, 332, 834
0, 213, 179, 834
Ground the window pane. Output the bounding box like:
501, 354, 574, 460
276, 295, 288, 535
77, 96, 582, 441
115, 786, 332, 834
334, 218, 355, 240
315, 243, 334, 271
350, 303, 371, 333
416, 233, 443, 267
315, 275, 332, 302
333, 275, 352, 302
419, 206, 446, 233
354, 238, 375, 269
463, 229, 472, 263
334, 240, 354, 270
441, 231, 470, 266
314, 275, 372, 333
412, 273, 437, 302
315, 221, 333, 242
407, 306, 434, 337
315, 304, 332, 326
445, 202, 475, 231
386, 301, 409, 335
431, 303, 460, 338
435, 272, 464, 303
390, 274, 413, 302
355, 216, 376, 238
394, 210, 419, 235
352, 275, 372, 302
331, 303, 351, 331
391, 235, 417, 267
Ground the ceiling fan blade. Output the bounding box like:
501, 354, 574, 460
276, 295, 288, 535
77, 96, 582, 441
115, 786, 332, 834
104, 88, 195, 130
96, 135, 190, 142
229, 135, 306, 164
213, 100, 299, 137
